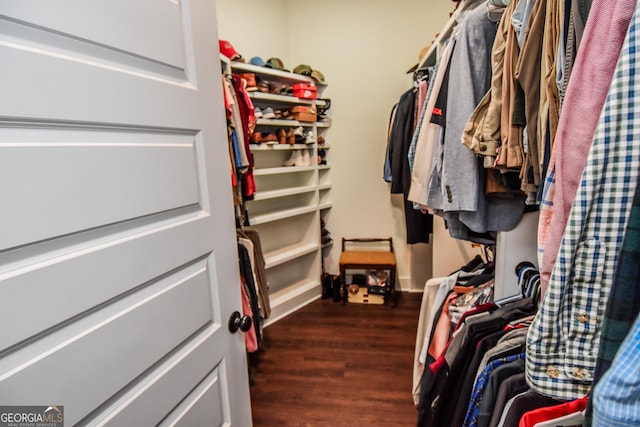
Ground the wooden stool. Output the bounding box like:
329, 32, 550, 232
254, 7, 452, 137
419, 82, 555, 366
339, 237, 397, 307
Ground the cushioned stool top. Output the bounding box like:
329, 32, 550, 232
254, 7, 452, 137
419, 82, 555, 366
339, 251, 396, 266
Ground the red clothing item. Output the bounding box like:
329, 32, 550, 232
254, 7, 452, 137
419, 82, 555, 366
519, 396, 587, 427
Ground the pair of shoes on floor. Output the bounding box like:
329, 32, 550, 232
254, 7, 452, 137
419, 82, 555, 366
283, 149, 312, 166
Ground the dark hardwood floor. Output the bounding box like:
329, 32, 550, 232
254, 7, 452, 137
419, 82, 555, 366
248, 292, 422, 426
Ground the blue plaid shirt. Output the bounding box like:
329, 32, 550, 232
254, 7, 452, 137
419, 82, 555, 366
526, 4, 640, 400
592, 312, 640, 426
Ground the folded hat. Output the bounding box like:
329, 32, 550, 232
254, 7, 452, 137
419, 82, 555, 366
310, 69, 325, 82
250, 56, 266, 67
293, 64, 313, 76
266, 57, 286, 71
219, 39, 243, 61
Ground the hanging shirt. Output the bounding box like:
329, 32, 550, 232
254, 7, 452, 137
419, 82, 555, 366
526, 4, 640, 399
537, 0, 637, 297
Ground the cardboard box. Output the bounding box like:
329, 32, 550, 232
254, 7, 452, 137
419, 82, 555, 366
290, 105, 317, 122
348, 286, 385, 304
292, 83, 317, 99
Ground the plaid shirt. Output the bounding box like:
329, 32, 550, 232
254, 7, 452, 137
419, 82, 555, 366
526, 5, 640, 400
592, 312, 640, 426
462, 353, 525, 427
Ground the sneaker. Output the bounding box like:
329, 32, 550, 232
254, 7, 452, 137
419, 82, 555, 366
254, 107, 263, 119
262, 107, 276, 119
305, 130, 316, 144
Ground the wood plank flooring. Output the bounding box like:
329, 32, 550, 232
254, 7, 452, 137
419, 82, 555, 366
249, 292, 422, 426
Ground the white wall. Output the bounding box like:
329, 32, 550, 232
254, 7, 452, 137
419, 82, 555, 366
216, 0, 291, 66
216, 0, 462, 291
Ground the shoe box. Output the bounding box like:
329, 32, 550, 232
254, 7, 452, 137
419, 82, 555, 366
289, 105, 317, 122
292, 83, 317, 99
347, 286, 385, 304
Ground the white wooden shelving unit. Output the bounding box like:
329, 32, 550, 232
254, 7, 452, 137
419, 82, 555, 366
223, 59, 332, 325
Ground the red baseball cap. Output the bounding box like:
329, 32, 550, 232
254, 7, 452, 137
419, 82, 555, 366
219, 39, 242, 61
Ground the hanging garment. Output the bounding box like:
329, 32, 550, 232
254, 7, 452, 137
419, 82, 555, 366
497, 390, 561, 427
388, 88, 433, 243
537, 0, 637, 296
239, 229, 271, 319
418, 298, 537, 426
462, 0, 518, 163
408, 40, 455, 208
476, 358, 526, 427
526, 2, 640, 399
462, 353, 526, 427
237, 242, 262, 349
592, 312, 640, 426
519, 396, 587, 427
584, 177, 640, 424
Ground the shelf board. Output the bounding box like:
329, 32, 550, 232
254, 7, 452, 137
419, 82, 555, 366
250, 92, 315, 105
318, 184, 332, 191
230, 61, 313, 83
250, 144, 312, 151
316, 121, 331, 128
319, 202, 333, 210
255, 118, 312, 127
318, 165, 331, 171
250, 185, 316, 201
253, 165, 315, 176
265, 278, 320, 327
248, 205, 317, 225
322, 241, 334, 250
264, 242, 320, 269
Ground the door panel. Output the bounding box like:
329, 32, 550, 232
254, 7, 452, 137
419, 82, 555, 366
2, 0, 186, 70
87, 329, 222, 426
1, 127, 201, 250
0, 1, 252, 425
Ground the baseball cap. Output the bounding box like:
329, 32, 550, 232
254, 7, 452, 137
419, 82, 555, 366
250, 56, 266, 66
219, 39, 243, 61
265, 57, 287, 71
293, 64, 313, 76
310, 69, 325, 83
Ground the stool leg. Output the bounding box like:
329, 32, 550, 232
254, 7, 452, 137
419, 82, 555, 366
390, 268, 397, 308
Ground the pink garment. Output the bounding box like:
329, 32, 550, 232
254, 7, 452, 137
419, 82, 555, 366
240, 278, 258, 353
538, 0, 637, 296
417, 79, 429, 118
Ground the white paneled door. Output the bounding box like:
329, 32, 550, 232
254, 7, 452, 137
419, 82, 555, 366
0, 1, 252, 426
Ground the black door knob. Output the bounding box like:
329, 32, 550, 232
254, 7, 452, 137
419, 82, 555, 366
228, 311, 252, 333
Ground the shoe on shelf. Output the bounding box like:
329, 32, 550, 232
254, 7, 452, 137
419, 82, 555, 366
257, 80, 270, 93
239, 73, 257, 91
262, 132, 278, 145
305, 130, 316, 144
317, 135, 325, 145
286, 128, 296, 145
262, 107, 276, 119
283, 150, 303, 166
254, 107, 263, 119
276, 128, 287, 145
250, 132, 263, 144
